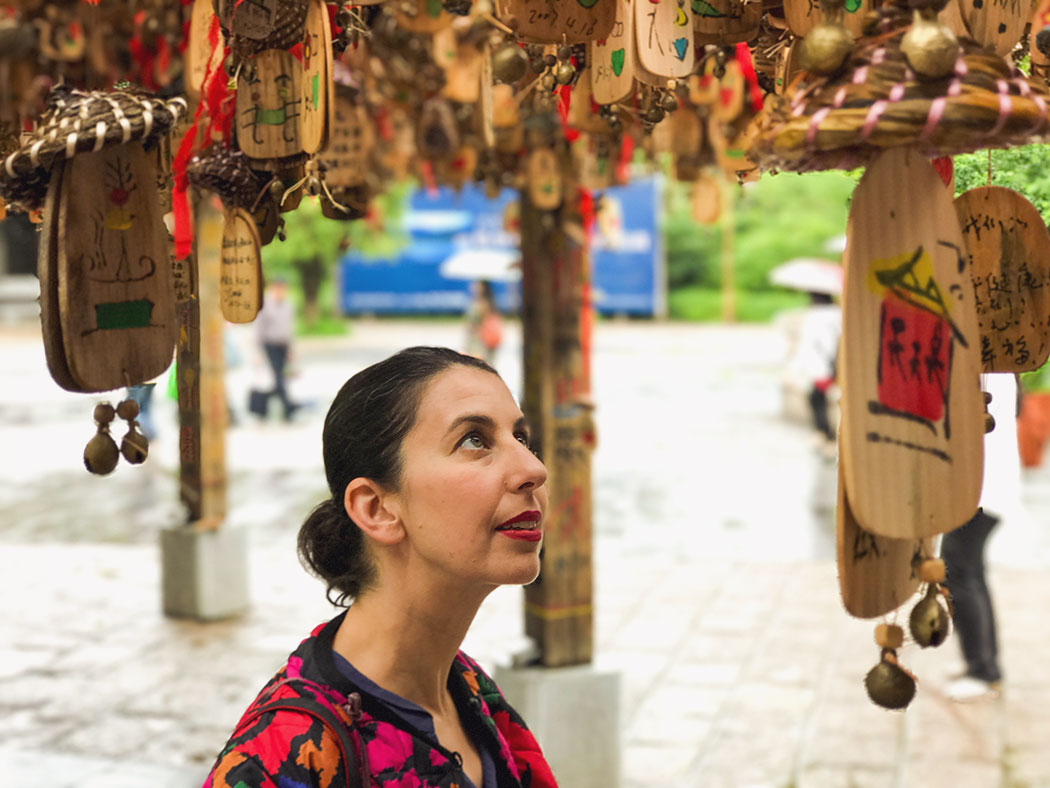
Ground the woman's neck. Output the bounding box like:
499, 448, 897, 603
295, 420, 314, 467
331, 581, 489, 713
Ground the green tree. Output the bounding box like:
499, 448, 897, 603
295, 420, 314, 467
261, 182, 412, 331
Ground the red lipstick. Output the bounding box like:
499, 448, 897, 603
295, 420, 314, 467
497, 510, 542, 529
498, 528, 542, 542
496, 510, 542, 541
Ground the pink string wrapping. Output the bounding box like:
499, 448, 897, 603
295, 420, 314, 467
806, 107, 832, 144
860, 100, 887, 140
986, 79, 1011, 137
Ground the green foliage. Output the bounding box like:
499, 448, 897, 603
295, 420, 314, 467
664, 170, 855, 321
953, 145, 1050, 225
669, 286, 808, 322
258, 182, 412, 333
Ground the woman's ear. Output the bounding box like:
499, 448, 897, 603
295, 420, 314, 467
344, 478, 405, 546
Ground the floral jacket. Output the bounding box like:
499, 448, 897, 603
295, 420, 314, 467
203, 612, 557, 788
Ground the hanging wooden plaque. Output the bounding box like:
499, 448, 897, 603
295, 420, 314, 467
842, 0, 875, 37
220, 207, 264, 323
299, 0, 333, 154
590, 0, 636, 104
396, 0, 453, 34
836, 457, 931, 619
961, 0, 1031, 56
322, 97, 374, 188
56, 143, 177, 392
573, 135, 614, 191
497, 0, 617, 43
436, 29, 483, 104
38, 160, 86, 392
527, 148, 563, 210
225, 0, 277, 40
839, 147, 983, 540
569, 66, 612, 132
187, 0, 224, 99
712, 58, 745, 122
691, 172, 722, 224
954, 186, 1050, 373
939, 0, 972, 38
693, 0, 762, 44
634, 0, 694, 78
775, 40, 804, 94
236, 49, 303, 159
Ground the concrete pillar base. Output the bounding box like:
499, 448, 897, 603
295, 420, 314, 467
494, 662, 621, 788
160, 526, 249, 620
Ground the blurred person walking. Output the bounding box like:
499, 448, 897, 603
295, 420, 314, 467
464, 279, 502, 366
253, 277, 299, 422
203, 347, 557, 788
942, 372, 1021, 701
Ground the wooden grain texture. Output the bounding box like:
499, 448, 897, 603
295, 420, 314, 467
634, 0, 694, 78
940, 0, 972, 39
693, 0, 762, 44
527, 148, 563, 210
837, 446, 931, 619
187, 0, 224, 99
322, 97, 374, 188
590, 0, 636, 103
219, 208, 263, 324
236, 49, 303, 159
299, 0, 332, 155
955, 186, 1050, 373
840, 147, 983, 539
498, 0, 617, 43
960, 0, 1033, 56
57, 143, 177, 392
38, 160, 86, 392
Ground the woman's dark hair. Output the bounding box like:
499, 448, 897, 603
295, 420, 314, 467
298, 346, 497, 605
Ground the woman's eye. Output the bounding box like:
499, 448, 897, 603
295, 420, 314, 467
459, 432, 487, 450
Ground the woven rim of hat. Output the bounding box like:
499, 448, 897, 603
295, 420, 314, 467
748, 5, 1050, 173
0, 87, 187, 204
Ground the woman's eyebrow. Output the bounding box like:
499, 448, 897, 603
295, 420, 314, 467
445, 414, 531, 435
445, 414, 495, 435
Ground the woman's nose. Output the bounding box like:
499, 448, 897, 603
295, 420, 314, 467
512, 442, 548, 491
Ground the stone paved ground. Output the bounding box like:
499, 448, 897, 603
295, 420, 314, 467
2, 318, 1050, 788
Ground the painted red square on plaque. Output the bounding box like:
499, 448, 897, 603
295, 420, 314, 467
877, 296, 952, 423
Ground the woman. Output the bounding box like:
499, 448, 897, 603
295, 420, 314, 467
204, 347, 557, 788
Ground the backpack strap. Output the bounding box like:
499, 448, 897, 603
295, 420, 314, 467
237, 678, 371, 788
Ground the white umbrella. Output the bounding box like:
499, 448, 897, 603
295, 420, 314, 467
439, 248, 521, 282
769, 257, 843, 295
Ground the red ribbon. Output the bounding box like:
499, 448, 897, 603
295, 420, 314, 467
171, 14, 227, 260
735, 42, 764, 113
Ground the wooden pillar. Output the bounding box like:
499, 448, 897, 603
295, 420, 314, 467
176, 199, 227, 527
720, 180, 736, 323
520, 183, 596, 668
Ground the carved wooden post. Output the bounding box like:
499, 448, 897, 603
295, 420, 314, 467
176, 200, 227, 527
520, 182, 596, 667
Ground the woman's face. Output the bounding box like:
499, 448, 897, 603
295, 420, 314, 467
389, 365, 548, 590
